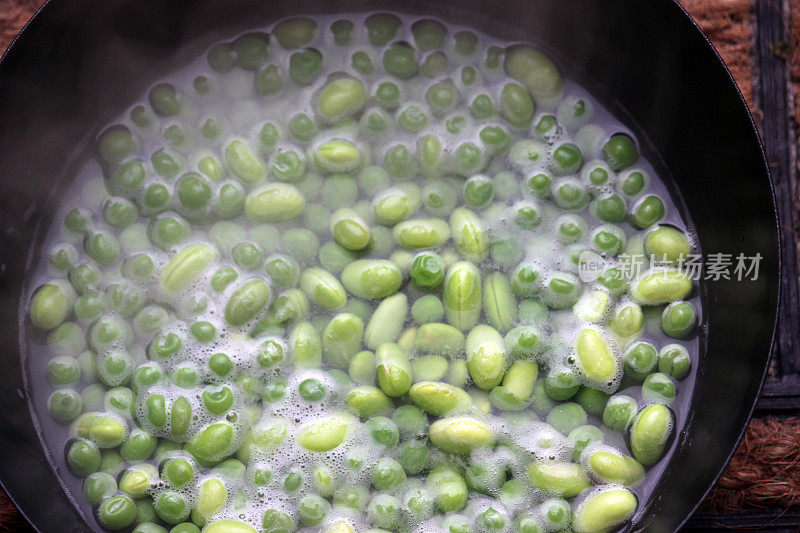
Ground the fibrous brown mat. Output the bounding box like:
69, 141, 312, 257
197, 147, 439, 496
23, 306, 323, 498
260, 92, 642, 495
0, 0, 793, 526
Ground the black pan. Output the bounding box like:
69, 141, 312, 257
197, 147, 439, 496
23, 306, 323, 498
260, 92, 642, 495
0, 0, 779, 531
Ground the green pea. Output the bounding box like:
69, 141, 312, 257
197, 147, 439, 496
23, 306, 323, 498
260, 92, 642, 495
162, 122, 192, 150
329, 18, 354, 45
121, 254, 154, 282
603, 394, 638, 431
230, 32, 268, 70
642, 372, 677, 405
630, 194, 666, 229
231, 242, 263, 271
67, 439, 101, 477
148, 82, 181, 117
155, 490, 190, 524
424, 468, 468, 515
575, 123, 607, 159
149, 150, 180, 179
143, 183, 171, 214
540, 271, 581, 309
64, 207, 93, 235
47, 354, 81, 385
446, 113, 469, 134
544, 367, 581, 401
546, 402, 588, 435
451, 141, 485, 177
365, 493, 400, 529
254, 63, 285, 95
48, 388, 83, 422
552, 178, 589, 210
97, 125, 136, 163
347, 50, 373, 75
84, 230, 121, 266
527, 172, 552, 198
374, 80, 402, 110
426, 79, 460, 116
47, 321, 86, 357
408, 252, 444, 291
624, 342, 658, 381
260, 254, 297, 288
609, 301, 644, 339
558, 95, 594, 130
463, 175, 494, 208
500, 82, 535, 129
505, 325, 544, 359
603, 133, 639, 171
411, 18, 446, 50
568, 425, 604, 461
592, 192, 628, 223
83, 471, 117, 505
98, 494, 137, 530
448, 59, 471, 82
289, 48, 323, 86
658, 343, 691, 379
120, 428, 157, 461
300, 268, 347, 309
382, 43, 419, 79
510, 263, 542, 298
661, 300, 698, 338
420, 51, 447, 77
397, 103, 429, 133
477, 507, 508, 531
384, 142, 418, 179
130, 101, 155, 127
470, 93, 496, 119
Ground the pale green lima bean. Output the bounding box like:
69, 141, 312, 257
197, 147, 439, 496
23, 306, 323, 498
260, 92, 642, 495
466, 324, 508, 390
443, 261, 482, 331
364, 293, 407, 349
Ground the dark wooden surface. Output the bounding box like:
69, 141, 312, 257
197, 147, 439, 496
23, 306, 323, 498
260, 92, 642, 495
686, 1, 800, 529
0, 0, 797, 531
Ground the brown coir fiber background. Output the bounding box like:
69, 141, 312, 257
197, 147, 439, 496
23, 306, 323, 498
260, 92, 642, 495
0, 0, 794, 527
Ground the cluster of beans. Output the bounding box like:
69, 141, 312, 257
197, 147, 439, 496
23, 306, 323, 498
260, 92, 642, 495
28, 13, 700, 533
